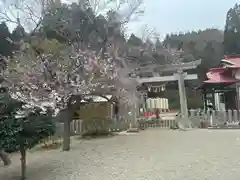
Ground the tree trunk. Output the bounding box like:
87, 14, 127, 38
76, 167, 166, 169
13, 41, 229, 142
0, 149, 11, 166
62, 95, 82, 151
20, 147, 26, 180
62, 117, 71, 151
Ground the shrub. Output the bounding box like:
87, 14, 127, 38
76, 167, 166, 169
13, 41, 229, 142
0, 91, 55, 180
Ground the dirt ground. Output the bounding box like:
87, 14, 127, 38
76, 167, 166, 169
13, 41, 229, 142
1, 128, 240, 180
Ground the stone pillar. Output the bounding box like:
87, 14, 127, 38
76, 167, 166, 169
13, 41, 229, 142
110, 103, 113, 119
129, 92, 138, 129
233, 109, 238, 122
175, 71, 190, 128
140, 93, 147, 115
228, 109, 232, 123
236, 85, 240, 110
214, 93, 220, 111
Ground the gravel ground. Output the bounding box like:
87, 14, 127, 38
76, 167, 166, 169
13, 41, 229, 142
1, 129, 240, 180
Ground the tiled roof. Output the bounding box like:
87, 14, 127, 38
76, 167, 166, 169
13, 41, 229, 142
204, 66, 238, 84
222, 55, 240, 66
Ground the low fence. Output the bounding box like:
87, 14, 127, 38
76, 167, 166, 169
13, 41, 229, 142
138, 118, 176, 129
53, 118, 176, 138
71, 119, 131, 135
51, 109, 240, 139
139, 109, 240, 129
189, 109, 240, 128
55, 119, 131, 136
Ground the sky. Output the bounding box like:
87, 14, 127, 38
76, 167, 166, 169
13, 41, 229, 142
126, 0, 240, 38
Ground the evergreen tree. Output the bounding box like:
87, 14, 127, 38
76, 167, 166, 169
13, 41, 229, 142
224, 4, 240, 55
11, 20, 26, 42
0, 89, 56, 179
127, 33, 143, 46
155, 38, 162, 49
0, 90, 23, 153
0, 22, 13, 57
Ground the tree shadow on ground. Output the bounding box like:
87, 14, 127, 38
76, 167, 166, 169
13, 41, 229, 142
77, 131, 117, 140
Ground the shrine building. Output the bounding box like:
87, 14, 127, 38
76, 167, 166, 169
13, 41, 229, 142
200, 55, 240, 111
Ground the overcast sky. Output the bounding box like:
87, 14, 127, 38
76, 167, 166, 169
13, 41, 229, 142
126, 0, 240, 37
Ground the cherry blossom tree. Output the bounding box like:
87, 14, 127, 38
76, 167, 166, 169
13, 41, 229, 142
0, 0, 145, 151
0, 37, 120, 150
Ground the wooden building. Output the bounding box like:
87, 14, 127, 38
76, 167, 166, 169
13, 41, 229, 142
74, 95, 113, 120
200, 56, 240, 111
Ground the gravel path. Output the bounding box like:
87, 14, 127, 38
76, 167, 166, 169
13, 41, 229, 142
1, 129, 240, 180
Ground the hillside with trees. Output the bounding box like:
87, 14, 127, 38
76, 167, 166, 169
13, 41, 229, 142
224, 4, 240, 55
125, 28, 225, 109
0, 1, 227, 110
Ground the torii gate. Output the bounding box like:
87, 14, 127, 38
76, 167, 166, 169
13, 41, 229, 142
116, 47, 201, 128
134, 59, 202, 128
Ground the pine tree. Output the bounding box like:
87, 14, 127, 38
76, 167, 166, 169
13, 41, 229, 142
127, 33, 143, 46
0, 89, 55, 179
155, 38, 162, 49
224, 4, 240, 55
0, 22, 14, 57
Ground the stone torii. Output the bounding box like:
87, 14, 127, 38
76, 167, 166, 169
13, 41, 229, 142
115, 45, 201, 128
133, 57, 202, 128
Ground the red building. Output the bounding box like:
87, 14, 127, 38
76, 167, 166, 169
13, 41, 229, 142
200, 56, 240, 111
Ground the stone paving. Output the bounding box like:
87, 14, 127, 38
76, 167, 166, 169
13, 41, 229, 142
1, 129, 240, 180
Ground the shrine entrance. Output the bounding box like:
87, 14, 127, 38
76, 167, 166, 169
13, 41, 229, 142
200, 83, 237, 111
133, 56, 201, 128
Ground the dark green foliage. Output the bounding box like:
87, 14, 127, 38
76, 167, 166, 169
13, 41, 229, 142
41, 2, 106, 47
0, 91, 56, 153
11, 24, 26, 42
224, 4, 240, 55
127, 33, 143, 46
41, 4, 73, 42
0, 92, 23, 152
40, 1, 125, 54
17, 109, 56, 150
0, 20, 26, 57
0, 22, 14, 57
163, 29, 223, 79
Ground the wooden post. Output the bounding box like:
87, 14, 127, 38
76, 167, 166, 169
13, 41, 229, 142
203, 89, 207, 112
20, 146, 26, 180
211, 91, 216, 110
141, 92, 147, 115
